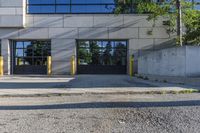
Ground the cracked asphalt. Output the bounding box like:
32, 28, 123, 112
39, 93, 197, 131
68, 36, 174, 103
0, 93, 199, 133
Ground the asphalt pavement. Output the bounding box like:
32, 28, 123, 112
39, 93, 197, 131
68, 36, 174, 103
0, 75, 199, 132
0, 93, 199, 133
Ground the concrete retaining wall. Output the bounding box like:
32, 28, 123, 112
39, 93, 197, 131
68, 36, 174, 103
138, 46, 200, 77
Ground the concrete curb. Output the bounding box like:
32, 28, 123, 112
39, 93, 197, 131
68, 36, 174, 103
0, 88, 199, 98
135, 74, 200, 87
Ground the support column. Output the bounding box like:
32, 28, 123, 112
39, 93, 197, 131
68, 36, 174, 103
51, 39, 76, 75
1, 39, 11, 75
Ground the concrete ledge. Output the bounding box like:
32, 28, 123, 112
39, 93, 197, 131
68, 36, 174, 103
0, 87, 199, 98
136, 74, 200, 87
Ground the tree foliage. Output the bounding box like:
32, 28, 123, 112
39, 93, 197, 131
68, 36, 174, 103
183, 9, 200, 44
115, 0, 200, 45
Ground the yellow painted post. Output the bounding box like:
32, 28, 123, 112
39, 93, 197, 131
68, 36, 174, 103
47, 56, 52, 75
71, 55, 75, 76
0, 56, 3, 76
17, 58, 22, 66
129, 55, 134, 77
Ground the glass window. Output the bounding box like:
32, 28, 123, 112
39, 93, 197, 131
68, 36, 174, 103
24, 57, 33, 65
24, 48, 33, 57
16, 42, 24, 48
71, 0, 115, 4
15, 40, 51, 66
27, 0, 55, 4
24, 41, 31, 48
27, 0, 117, 14
56, 0, 70, 4
27, 5, 55, 14
77, 40, 127, 66
27, 0, 200, 14
56, 5, 70, 13
33, 58, 43, 66
16, 49, 24, 57
115, 41, 127, 49
71, 5, 115, 13
15, 57, 24, 66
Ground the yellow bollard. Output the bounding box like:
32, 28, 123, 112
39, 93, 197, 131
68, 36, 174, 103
71, 55, 75, 76
17, 58, 22, 66
0, 56, 3, 76
129, 55, 134, 77
47, 56, 52, 75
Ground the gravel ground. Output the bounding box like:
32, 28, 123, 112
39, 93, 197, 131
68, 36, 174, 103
0, 94, 199, 133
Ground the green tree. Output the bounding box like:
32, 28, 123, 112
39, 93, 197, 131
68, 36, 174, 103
183, 9, 200, 44
90, 41, 101, 65
25, 41, 50, 65
115, 0, 200, 45
113, 43, 127, 65
103, 43, 112, 65
78, 41, 92, 65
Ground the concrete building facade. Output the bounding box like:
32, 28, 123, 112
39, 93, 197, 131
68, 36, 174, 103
0, 0, 172, 75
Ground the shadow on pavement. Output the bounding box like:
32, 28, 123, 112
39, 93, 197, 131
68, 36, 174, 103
0, 82, 68, 89
0, 75, 157, 89
0, 100, 199, 110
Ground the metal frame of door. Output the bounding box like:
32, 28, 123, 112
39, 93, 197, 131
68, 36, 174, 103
12, 40, 51, 75
76, 39, 128, 74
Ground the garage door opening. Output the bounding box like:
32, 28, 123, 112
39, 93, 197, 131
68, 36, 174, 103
77, 40, 127, 74
12, 40, 51, 75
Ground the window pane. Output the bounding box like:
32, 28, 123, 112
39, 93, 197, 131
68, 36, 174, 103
43, 49, 51, 56
28, 6, 55, 13
56, 5, 70, 13
14, 40, 51, 67
102, 43, 113, 65
115, 41, 127, 49
16, 49, 24, 57
24, 41, 32, 49
71, 5, 115, 13
27, 0, 117, 14
16, 42, 24, 48
33, 58, 44, 66
78, 48, 92, 65
113, 50, 127, 66
24, 49, 33, 57
43, 57, 48, 65
33, 41, 43, 49
71, 0, 115, 4
102, 41, 109, 48
78, 40, 127, 66
28, 0, 55, 4
15, 57, 24, 66
24, 57, 33, 65
97, 41, 102, 48
33, 49, 43, 56
79, 41, 90, 48
56, 0, 70, 4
